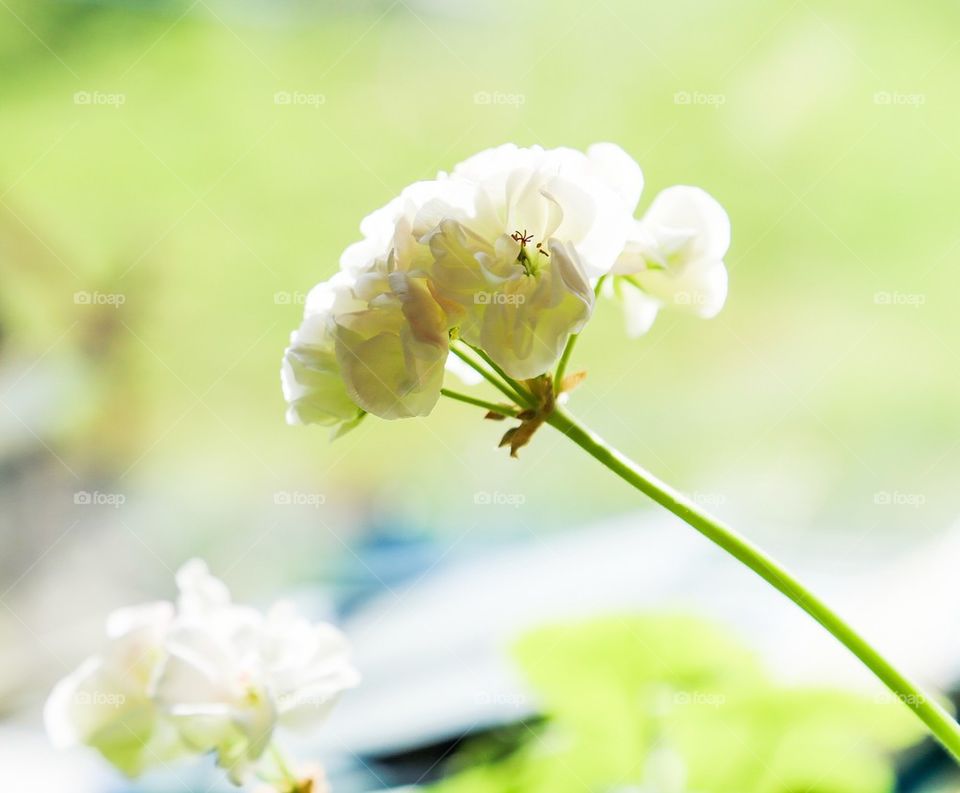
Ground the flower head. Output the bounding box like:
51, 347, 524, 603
280, 142, 728, 439
45, 560, 358, 786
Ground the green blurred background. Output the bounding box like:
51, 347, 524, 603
2, 0, 960, 790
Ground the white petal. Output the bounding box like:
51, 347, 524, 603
634, 257, 729, 318
335, 288, 447, 420
477, 240, 594, 379
641, 185, 730, 262
176, 559, 231, 615
620, 285, 661, 337
587, 142, 644, 214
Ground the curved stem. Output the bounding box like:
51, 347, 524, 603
266, 743, 298, 787
441, 388, 520, 418
553, 334, 579, 390
464, 343, 535, 406
555, 275, 607, 388
547, 405, 960, 762
451, 344, 530, 406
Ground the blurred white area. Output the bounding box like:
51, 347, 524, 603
324, 510, 960, 756
4, 508, 960, 789
0, 726, 105, 792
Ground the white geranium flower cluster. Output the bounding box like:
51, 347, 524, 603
44, 560, 359, 787
281, 143, 729, 435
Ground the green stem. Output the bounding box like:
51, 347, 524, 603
555, 275, 606, 388
547, 405, 960, 762
441, 388, 520, 418
451, 344, 529, 406
266, 743, 298, 788
464, 343, 535, 406
553, 334, 579, 390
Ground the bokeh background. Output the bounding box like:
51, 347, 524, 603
3, 0, 960, 790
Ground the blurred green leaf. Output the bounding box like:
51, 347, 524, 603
433, 615, 923, 793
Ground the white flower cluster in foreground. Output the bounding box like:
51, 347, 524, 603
44, 560, 359, 787
282, 143, 730, 434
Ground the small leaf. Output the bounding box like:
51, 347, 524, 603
560, 371, 587, 394
498, 427, 518, 448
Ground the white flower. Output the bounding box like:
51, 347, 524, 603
612, 185, 730, 336
45, 561, 359, 787
422, 143, 643, 379
281, 273, 366, 434
310, 179, 471, 421
282, 141, 662, 421
152, 561, 359, 784
43, 602, 184, 777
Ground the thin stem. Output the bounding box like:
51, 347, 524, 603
547, 405, 960, 763
555, 275, 607, 388
451, 344, 529, 406
441, 388, 520, 418
554, 335, 579, 390
464, 343, 535, 406
267, 743, 298, 787
553, 335, 578, 390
